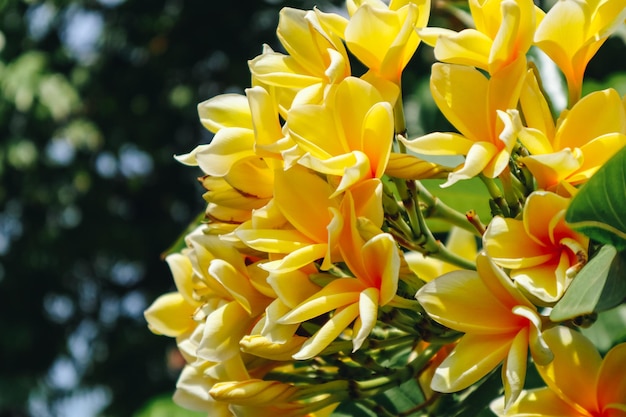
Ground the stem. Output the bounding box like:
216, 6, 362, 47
414, 181, 478, 236
479, 174, 510, 217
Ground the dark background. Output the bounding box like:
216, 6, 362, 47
1, 1, 624, 416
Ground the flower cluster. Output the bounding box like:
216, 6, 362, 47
145, 0, 626, 416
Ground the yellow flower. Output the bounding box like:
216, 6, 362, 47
402, 58, 526, 186
404, 226, 477, 282
491, 326, 626, 417
248, 7, 351, 112
420, 0, 542, 74
236, 166, 383, 273
416, 252, 552, 408
177, 87, 283, 223
483, 191, 588, 305
277, 191, 400, 360
534, 0, 626, 105
344, 0, 430, 83
287, 76, 397, 195
518, 86, 626, 191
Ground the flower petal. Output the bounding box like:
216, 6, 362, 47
431, 332, 513, 392
597, 343, 626, 413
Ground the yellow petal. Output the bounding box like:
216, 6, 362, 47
443, 141, 498, 186
144, 292, 196, 337
537, 326, 602, 414
490, 388, 582, 417
555, 89, 626, 150
278, 278, 364, 324
274, 166, 338, 243
598, 343, 626, 413
520, 69, 556, 141
432, 29, 492, 70
235, 229, 315, 254
502, 327, 529, 409
165, 253, 197, 306
352, 287, 380, 351
267, 269, 322, 309
239, 334, 307, 361
401, 132, 474, 156
293, 302, 361, 360
523, 190, 569, 245
195, 128, 256, 177
198, 94, 253, 133
416, 268, 526, 334
484, 216, 553, 269
361, 101, 394, 178
384, 153, 451, 179
197, 301, 252, 362
361, 233, 400, 304
569, 132, 626, 185
431, 332, 513, 392
519, 148, 583, 190
430, 63, 490, 143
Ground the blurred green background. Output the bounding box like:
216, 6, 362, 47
1, 0, 625, 416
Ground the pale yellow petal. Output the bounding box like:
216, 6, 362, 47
442, 141, 497, 186
401, 132, 474, 156
416, 267, 526, 335
144, 292, 196, 337
197, 301, 251, 362
278, 278, 363, 324
198, 94, 253, 133
352, 287, 380, 351
293, 302, 361, 360
431, 332, 513, 392
502, 327, 529, 409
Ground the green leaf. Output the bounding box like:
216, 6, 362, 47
582, 304, 626, 353
565, 146, 626, 250
550, 245, 626, 321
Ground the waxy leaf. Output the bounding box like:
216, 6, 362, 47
550, 245, 626, 321
565, 146, 626, 250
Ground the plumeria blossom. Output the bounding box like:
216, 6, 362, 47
402, 58, 526, 186
518, 84, 626, 192
287, 76, 398, 195
491, 326, 626, 417
277, 191, 400, 360
249, 7, 351, 112
534, 0, 626, 105
416, 252, 553, 408
344, 0, 430, 84
176, 88, 282, 223
483, 191, 588, 305
236, 165, 383, 273
419, 0, 543, 74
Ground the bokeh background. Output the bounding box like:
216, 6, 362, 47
1, 0, 625, 416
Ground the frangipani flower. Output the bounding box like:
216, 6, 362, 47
419, 0, 542, 74
402, 59, 526, 186
534, 0, 626, 105
344, 0, 430, 83
248, 7, 351, 112
277, 192, 400, 360
416, 252, 552, 408
483, 191, 588, 305
177, 87, 283, 223
491, 326, 626, 417
518, 85, 626, 191
287, 76, 397, 195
